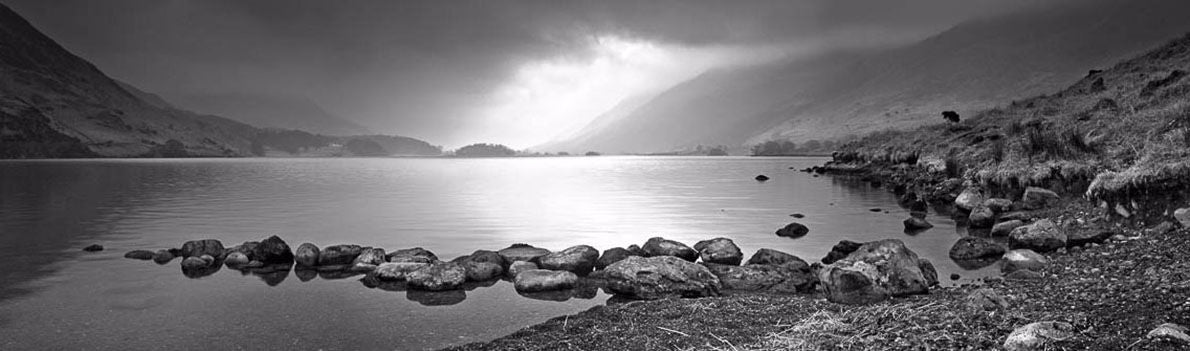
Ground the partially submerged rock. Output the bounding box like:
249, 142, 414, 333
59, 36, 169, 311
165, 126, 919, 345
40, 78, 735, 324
641, 237, 698, 262
817, 239, 931, 305
353, 248, 387, 266
406, 262, 467, 291
180, 239, 225, 259
251, 235, 294, 264
949, 236, 1006, 260
513, 269, 578, 292
224, 252, 250, 266
903, 217, 933, 230
1003, 321, 1073, 351
124, 250, 156, 260
820, 240, 862, 264
602, 256, 721, 299
318, 244, 363, 265
497, 244, 551, 264
294, 243, 320, 267
538, 245, 600, 274
374, 262, 429, 281
991, 220, 1026, 237
693, 237, 743, 265
775, 222, 809, 238
387, 247, 439, 264
152, 250, 174, 264
1009, 219, 1067, 252
508, 261, 538, 277
82, 244, 103, 252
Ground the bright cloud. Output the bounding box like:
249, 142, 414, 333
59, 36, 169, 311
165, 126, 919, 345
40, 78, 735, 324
465, 35, 792, 149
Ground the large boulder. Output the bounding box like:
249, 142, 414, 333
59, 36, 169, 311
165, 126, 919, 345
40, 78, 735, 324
693, 238, 743, 265
949, 237, 1006, 260
820, 240, 863, 264
1002, 249, 1048, 273
387, 247, 439, 263
294, 243, 320, 267
954, 187, 984, 211
458, 258, 503, 281
746, 248, 806, 266
702, 262, 817, 293
251, 235, 294, 264
513, 269, 579, 292
818, 239, 931, 305
465, 250, 503, 265
775, 222, 809, 238
497, 244, 551, 264
538, 245, 600, 274
602, 256, 721, 299
353, 248, 387, 266
318, 245, 364, 265
1003, 321, 1074, 351
406, 262, 467, 291
180, 239, 225, 258
1008, 219, 1067, 252
596, 247, 639, 269
374, 262, 429, 281
968, 205, 996, 228
991, 220, 1026, 237
641, 237, 698, 262
1020, 187, 1060, 210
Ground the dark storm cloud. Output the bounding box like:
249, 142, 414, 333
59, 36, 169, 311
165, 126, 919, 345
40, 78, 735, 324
4, 0, 1045, 145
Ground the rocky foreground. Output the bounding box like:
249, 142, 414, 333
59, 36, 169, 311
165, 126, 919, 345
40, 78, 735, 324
449, 197, 1190, 350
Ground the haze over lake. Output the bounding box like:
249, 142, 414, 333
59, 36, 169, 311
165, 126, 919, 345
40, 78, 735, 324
0, 156, 990, 350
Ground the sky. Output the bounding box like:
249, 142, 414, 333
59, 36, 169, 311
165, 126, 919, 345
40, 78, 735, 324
6, 0, 1045, 149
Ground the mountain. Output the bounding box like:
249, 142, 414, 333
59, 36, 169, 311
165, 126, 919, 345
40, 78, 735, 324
0, 2, 257, 158
169, 93, 372, 137
552, 0, 1190, 154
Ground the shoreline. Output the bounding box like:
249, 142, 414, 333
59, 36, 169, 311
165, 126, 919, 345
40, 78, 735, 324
447, 164, 1190, 350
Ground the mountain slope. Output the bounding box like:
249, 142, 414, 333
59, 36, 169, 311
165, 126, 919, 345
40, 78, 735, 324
0, 2, 257, 157
170, 93, 372, 137
554, 0, 1190, 154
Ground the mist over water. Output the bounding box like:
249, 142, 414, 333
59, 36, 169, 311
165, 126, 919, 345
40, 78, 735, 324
0, 157, 992, 349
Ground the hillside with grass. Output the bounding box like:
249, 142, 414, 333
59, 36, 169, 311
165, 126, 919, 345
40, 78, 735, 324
829, 32, 1190, 220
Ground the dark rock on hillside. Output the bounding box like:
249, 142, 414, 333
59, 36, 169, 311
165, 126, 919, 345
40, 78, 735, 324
513, 269, 579, 292
295, 243, 319, 266
251, 235, 294, 264
497, 244, 551, 264
949, 237, 1007, 260
1021, 187, 1061, 210
641, 237, 698, 262
318, 244, 364, 265
776, 222, 809, 238
818, 239, 931, 305
180, 239, 225, 259
596, 247, 640, 269
539, 245, 600, 274
702, 262, 817, 293
602, 256, 721, 300
124, 250, 155, 260
821, 240, 863, 264
693, 238, 743, 265
746, 248, 806, 266
82, 244, 103, 252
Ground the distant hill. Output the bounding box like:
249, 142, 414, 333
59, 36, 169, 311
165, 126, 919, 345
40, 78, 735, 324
0, 2, 257, 157
552, 0, 1190, 154
169, 93, 372, 137
0, 3, 435, 158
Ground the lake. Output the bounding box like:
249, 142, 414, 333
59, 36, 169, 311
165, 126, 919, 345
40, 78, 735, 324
0, 156, 993, 350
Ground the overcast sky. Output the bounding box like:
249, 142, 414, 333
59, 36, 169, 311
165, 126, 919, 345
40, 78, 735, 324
7, 0, 1046, 148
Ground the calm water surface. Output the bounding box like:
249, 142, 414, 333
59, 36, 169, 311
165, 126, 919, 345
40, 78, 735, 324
0, 156, 992, 350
